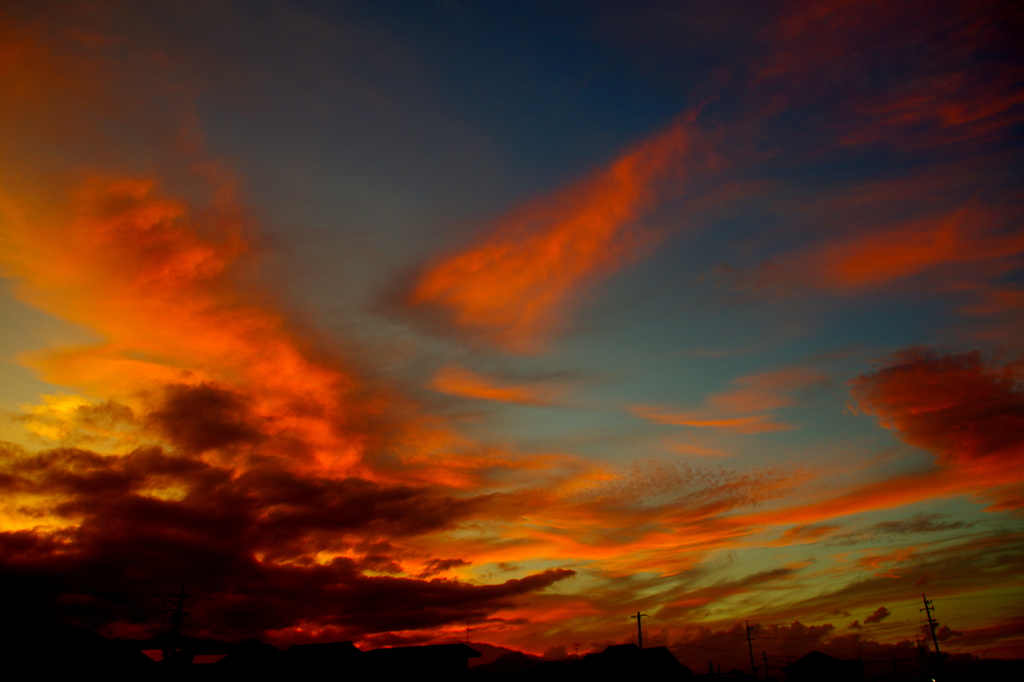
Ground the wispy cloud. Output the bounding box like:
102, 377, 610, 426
731, 204, 1024, 296
410, 121, 692, 352
428, 365, 561, 405
632, 367, 824, 434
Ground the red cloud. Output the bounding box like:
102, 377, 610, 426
851, 349, 1024, 492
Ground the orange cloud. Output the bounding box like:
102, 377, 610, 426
739, 204, 1024, 296
807, 207, 1024, 290
745, 471, 951, 528
410, 121, 690, 352
428, 365, 558, 405
632, 367, 823, 434
633, 410, 791, 434
1, 176, 374, 474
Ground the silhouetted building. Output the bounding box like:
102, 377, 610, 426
1, 624, 157, 676
469, 651, 572, 681
783, 650, 863, 682
570, 643, 697, 680
286, 639, 363, 668
214, 638, 285, 677
365, 642, 482, 678
698, 669, 756, 680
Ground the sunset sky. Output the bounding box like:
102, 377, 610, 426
2, 0, 1023, 667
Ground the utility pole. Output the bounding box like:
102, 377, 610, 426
162, 582, 189, 663
630, 612, 649, 649
915, 635, 932, 677
920, 593, 943, 668
746, 621, 757, 677
763, 650, 769, 679
573, 642, 580, 659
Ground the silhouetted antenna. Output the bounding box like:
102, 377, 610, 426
745, 621, 757, 677
920, 593, 943, 670
162, 582, 189, 663
573, 642, 580, 658
630, 611, 649, 649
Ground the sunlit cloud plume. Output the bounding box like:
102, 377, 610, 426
1, 176, 375, 474
410, 121, 691, 352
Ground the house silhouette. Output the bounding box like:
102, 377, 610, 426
783, 650, 863, 682
570, 643, 697, 680
211, 639, 481, 679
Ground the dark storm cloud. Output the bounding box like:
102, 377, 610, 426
864, 606, 890, 624
149, 383, 264, 452
0, 442, 572, 641
418, 558, 471, 578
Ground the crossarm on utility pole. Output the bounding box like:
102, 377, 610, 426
630, 612, 650, 649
